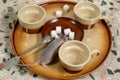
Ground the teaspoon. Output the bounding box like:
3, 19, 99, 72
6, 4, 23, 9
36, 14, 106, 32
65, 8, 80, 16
1, 35, 52, 69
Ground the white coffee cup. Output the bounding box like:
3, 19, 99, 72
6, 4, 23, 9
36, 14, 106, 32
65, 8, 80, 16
74, 2, 109, 25
18, 5, 46, 33
58, 40, 100, 71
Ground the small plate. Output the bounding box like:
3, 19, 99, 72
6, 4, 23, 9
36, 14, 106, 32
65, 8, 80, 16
41, 17, 84, 40
11, 1, 112, 79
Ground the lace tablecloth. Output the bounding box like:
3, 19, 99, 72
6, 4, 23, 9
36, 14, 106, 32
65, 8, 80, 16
0, 0, 120, 80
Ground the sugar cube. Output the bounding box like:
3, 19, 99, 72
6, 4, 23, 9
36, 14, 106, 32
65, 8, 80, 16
63, 4, 70, 12
64, 28, 71, 36
50, 30, 59, 39
51, 30, 56, 38
55, 11, 62, 17
69, 32, 75, 40
56, 26, 62, 34
54, 34, 59, 39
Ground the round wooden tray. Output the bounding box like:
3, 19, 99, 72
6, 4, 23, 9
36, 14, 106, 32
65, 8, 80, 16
11, 1, 112, 79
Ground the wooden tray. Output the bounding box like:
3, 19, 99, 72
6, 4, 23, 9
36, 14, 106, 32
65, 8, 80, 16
11, 1, 112, 79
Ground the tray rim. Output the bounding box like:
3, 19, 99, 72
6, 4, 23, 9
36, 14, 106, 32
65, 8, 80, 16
10, 1, 112, 79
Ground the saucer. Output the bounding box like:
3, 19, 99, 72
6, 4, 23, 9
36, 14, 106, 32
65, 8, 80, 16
41, 17, 84, 40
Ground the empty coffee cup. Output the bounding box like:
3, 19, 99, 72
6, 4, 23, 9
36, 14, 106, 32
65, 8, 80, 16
74, 2, 109, 26
18, 5, 46, 33
58, 40, 100, 71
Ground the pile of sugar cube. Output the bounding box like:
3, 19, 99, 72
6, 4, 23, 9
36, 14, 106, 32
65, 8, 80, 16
51, 26, 75, 40
55, 4, 70, 17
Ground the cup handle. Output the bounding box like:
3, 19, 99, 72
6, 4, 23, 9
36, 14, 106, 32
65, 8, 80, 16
100, 16, 110, 24
91, 49, 100, 56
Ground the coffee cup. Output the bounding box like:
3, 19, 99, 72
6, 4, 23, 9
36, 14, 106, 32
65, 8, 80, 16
74, 2, 109, 26
18, 5, 46, 33
58, 40, 100, 71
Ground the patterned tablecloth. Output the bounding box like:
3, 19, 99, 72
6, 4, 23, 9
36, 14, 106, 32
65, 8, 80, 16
0, 0, 120, 80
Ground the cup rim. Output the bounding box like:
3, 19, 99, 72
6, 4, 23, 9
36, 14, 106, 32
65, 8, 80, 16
58, 40, 91, 67
74, 2, 101, 21
18, 5, 46, 25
